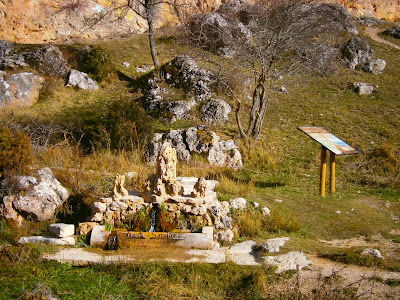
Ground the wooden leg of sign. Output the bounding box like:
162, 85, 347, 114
320, 147, 327, 197
330, 151, 336, 193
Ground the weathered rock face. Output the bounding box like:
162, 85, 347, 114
0, 168, 69, 222
0, 0, 221, 44
335, 0, 400, 22
200, 99, 231, 124
0, 1, 399, 44
0, 71, 44, 108
342, 37, 373, 69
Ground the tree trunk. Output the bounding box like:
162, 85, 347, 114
145, 1, 160, 68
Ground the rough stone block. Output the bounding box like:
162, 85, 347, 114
18, 236, 75, 246
49, 223, 75, 238
90, 225, 111, 248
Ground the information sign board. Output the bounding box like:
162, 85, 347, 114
298, 127, 359, 156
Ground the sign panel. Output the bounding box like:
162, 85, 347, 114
298, 127, 359, 156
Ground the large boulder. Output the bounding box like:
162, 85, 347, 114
200, 99, 231, 124
0, 72, 44, 108
0, 168, 70, 222
342, 37, 373, 69
26, 45, 70, 77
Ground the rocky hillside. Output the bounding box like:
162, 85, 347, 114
0, 0, 399, 44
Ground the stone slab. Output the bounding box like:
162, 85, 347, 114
117, 227, 214, 250
18, 236, 75, 246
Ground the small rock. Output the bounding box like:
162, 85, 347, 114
66, 70, 99, 90
77, 222, 98, 235
229, 198, 247, 210
263, 251, 312, 273
335, 210, 341, 214
261, 207, 271, 216
361, 59, 386, 75
259, 237, 290, 253
354, 82, 374, 95
253, 202, 259, 208
274, 199, 283, 203
215, 229, 234, 244
361, 248, 384, 259
48, 223, 75, 238
136, 65, 153, 73
122, 62, 130, 68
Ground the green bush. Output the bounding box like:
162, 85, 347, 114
78, 46, 113, 82
0, 125, 32, 175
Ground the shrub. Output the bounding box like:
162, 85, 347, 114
0, 125, 32, 175
78, 46, 113, 82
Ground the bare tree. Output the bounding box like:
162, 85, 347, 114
186, 0, 352, 150
59, 0, 189, 68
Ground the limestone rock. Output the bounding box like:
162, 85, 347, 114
0, 72, 44, 108
361, 248, 384, 259
259, 237, 290, 253
113, 174, 129, 201
26, 45, 70, 77
215, 229, 234, 245
263, 251, 312, 274
66, 70, 99, 90
361, 59, 386, 75
201, 99, 231, 124
354, 82, 374, 95
90, 225, 111, 248
48, 223, 75, 238
0, 196, 24, 226
208, 140, 243, 169
18, 236, 75, 246
229, 198, 247, 210
261, 207, 271, 216
3, 168, 70, 222
342, 37, 373, 69
77, 222, 98, 235
136, 65, 153, 72
0, 40, 14, 57
191, 177, 207, 198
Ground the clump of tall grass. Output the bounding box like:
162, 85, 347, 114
232, 206, 300, 238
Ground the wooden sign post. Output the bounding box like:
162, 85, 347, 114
298, 127, 359, 197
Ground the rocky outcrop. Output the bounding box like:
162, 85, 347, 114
342, 37, 373, 69
200, 99, 231, 124
25, 45, 70, 78
0, 71, 44, 108
0, 168, 69, 222
0, 1, 399, 44
145, 126, 243, 170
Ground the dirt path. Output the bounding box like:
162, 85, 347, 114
365, 27, 400, 50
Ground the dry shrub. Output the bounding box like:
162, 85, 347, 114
351, 143, 400, 188
215, 174, 255, 200
0, 124, 32, 175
